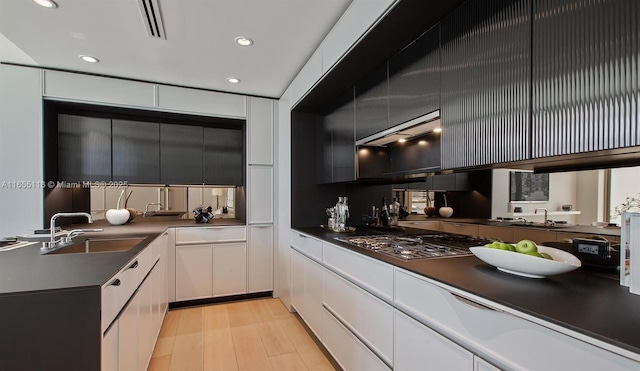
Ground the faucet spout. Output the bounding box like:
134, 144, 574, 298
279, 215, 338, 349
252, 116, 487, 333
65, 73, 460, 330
43, 212, 94, 250
534, 208, 550, 226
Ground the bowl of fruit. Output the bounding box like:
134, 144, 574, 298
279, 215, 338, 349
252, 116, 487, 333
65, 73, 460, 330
469, 240, 581, 278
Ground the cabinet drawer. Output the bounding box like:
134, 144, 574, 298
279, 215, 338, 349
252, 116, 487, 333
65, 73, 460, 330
322, 307, 391, 371
101, 258, 140, 332
290, 230, 323, 262
477, 225, 514, 242
394, 269, 639, 370
175, 226, 246, 244
398, 221, 441, 231
441, 222, 479, 236
322, 242, 393, 303
323, 269, 394, 365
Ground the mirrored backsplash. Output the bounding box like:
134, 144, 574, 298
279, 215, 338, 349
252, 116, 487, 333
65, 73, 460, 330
90, 185, 237, 220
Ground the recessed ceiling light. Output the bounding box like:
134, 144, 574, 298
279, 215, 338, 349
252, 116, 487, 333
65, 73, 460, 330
433, 128, 442, 133
418, 140, 427, 146
235, 37, 254, 46
79, 55, 99, 63
227, 77, 241, 84
33, 0, 58, 8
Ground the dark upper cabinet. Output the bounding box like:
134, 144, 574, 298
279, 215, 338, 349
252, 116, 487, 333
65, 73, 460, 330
57, 114, 111, 182
440, 0, 531, 169
204, 127, 243, 186
532, 0, 640, 157
112, 119, 160, 184
388, 132, 441, 175
388, 25, 441, 126
355, 64, 389, 141
160, 123, 204, 185
318, 88, 356, 183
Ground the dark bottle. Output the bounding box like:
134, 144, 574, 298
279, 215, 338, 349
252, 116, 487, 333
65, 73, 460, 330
380, 197, 389, 227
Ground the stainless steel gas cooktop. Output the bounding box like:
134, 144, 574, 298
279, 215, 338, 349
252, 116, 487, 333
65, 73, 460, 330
335, 233, 491, 261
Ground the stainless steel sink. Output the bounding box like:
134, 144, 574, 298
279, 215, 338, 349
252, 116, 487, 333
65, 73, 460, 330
143, 211, 186, 219
46, 237, 146, 254
510, 222, 566, 229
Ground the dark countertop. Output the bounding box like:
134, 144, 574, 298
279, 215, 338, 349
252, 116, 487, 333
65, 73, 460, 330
294, 225, 640, 358
0, 218, 244, 296
400, 215, 622, 237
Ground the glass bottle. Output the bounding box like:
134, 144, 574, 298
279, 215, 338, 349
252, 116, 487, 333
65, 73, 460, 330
336, 196, 349, 231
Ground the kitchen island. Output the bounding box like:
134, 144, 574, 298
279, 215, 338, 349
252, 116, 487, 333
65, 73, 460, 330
291, 225, 640, 370
0, 218, 244, 370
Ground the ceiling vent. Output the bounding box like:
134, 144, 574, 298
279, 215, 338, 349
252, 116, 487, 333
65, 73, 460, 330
137, 0, 166, 39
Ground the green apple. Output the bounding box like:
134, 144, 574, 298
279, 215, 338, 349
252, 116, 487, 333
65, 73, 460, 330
540, 252, 553, 260
484, 243, 493, 248
525, 251, 543, 258
515, 239, 537, 254
502, 243, 516, 252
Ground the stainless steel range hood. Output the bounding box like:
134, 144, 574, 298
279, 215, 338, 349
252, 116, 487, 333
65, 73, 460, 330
355, 110, 440, 147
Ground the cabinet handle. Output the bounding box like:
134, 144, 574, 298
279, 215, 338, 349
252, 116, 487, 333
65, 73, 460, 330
128, 260, 139, 269
451, 293, 495, 311
255, 225, 271, 229
109, 279, 121, 287
299, 234, 307, 239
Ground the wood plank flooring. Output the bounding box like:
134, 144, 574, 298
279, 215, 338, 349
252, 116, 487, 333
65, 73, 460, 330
148, 298, 338, 371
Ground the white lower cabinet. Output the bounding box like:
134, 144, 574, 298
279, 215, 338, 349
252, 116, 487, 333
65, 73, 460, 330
395, 310, 473, 371
213, 242, 247, 296
118, 291, 139, 371
102, 321, 118, 371
176, 242, 247, 301
474, 356, 501, 371
290, 247, 324, 339
176, 244, 213, 301
248, 225, 274, 292
322, 307, 391, 371
323, 269, 394, 366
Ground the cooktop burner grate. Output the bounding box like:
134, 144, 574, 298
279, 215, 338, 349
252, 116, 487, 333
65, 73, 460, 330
335, 234, 491, 260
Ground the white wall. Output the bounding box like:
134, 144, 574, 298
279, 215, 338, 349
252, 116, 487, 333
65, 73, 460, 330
609, 166, 640, 224
575, 170, 604, 225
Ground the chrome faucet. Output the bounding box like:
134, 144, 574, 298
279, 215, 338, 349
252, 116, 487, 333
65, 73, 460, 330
534, 208, 554, 226
42, 212, 98, 250
145, 202, 163, 216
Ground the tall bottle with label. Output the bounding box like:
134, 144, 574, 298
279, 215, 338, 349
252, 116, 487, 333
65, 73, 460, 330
336, 196, 349, 231
390, 197, 400, 226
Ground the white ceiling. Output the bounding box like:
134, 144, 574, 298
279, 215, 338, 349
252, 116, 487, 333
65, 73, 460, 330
0, 0, 353, 98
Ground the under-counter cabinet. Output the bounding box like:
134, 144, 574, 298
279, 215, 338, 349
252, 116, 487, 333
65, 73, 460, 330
174, 226, 247, 301
248, 225, 274, 292
289, 248, 324, 340
395, 310, 473, 371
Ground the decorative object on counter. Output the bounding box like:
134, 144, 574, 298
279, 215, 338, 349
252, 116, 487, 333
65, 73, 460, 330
562, 204, 573, 211
611, 193, 640, 218
591, 221, 608, 228
335, 196, 349, 231
326, 207, 337, 230
390, 197, 400, 226
470, 240, 581, 278
424, 193, 437, 217
193, 205, 214, 223
439, 194, 453, 218
380, 197, 390, 227
125, 190, 136, 222
320, 224, 356, 233
398, 204, 410, 220
105, 190, 131, 225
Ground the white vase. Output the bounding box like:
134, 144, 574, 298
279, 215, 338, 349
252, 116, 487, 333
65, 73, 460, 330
439, 207, 453, 218
106, 209, 130, 225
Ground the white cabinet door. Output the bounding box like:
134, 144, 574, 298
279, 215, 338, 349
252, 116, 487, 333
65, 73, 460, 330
247, 97, 274, 165
118, 293, 139, 371
213, 242, 247, 296
157, 85, 246, 117
248, 165, 274, 224
290, 249, 305, 315
394, 310, 473, 371
305, 258, 324, 340
101, 321, 118, 371
323, 269, 393, 365
176, 244, 213, 301
43, 70, 155, 108
138, 270, 155, 371
474, 356, 501, 371
248, 225, 274, 292
323, 308, 391, 371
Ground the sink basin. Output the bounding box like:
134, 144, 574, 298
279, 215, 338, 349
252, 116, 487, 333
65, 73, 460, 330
510, 222, 565, 229
143, 211, 186, 219
46, 237, 146, 255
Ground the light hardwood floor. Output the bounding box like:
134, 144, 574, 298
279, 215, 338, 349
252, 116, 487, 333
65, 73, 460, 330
148, 297, 339, 371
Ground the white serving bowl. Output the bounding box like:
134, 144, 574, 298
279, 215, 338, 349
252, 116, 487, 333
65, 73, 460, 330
469, 245, 581, 278
591, 221, 608, 228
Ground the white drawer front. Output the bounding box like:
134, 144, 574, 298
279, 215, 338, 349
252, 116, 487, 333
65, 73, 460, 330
323, 269, 394, 366
175, 226, 246, 244
290, 230, 322, 262
394, 269, 640, 370
101, 259, 139, 332
322, 308, 391, 371
322, 242, 394, 302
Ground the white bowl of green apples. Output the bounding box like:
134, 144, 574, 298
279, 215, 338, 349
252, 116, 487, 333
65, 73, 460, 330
469, 240, 582, 278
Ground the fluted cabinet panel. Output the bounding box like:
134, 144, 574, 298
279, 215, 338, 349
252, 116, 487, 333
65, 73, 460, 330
532, 0, 640, 157
441, 0, 531, 169
355, 64, 389, 141
388, 25, 441, 126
